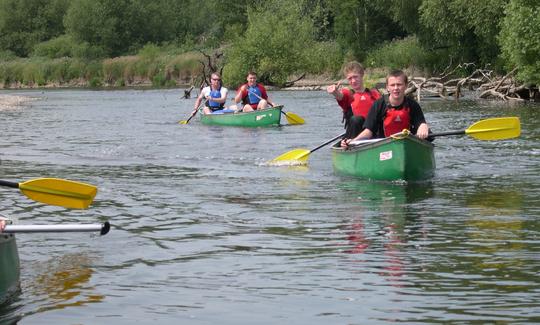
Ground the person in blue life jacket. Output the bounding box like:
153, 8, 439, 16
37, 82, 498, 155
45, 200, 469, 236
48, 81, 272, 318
341, 70, 430, 148
233, 71, 275, 112
327, 61, 381, 139
190, 72, 229, 116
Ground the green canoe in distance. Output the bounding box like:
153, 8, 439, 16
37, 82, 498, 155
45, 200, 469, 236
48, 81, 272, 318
200, 105, 283, 127
331, 135, 435, 182
0, 234, 20, 304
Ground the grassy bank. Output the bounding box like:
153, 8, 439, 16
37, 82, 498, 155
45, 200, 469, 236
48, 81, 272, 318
0, 51, 205, 89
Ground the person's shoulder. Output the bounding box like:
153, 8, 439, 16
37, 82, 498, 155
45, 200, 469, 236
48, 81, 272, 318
342, 88, 352, 96
369, 88, 381, 99
404, 96, 421, 108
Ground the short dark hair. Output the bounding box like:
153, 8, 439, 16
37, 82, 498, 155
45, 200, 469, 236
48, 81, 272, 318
247, 71, 257, 77
386, 70, 408, 84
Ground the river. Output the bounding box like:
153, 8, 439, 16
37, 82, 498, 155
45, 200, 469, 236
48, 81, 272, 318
0, 88, 539, 324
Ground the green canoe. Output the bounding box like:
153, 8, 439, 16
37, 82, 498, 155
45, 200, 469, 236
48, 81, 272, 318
0, 233, 20, 304
200, 105, 283, 127
331, 134, 435, 181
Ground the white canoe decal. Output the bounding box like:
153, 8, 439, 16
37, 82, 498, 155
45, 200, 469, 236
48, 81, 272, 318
379, 150, 393, 161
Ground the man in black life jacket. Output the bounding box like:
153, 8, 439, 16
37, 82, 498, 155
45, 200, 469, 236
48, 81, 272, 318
341, 70, 430, 147
327, 61, 381, 139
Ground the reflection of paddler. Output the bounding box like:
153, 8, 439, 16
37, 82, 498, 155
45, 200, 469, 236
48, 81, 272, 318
344, 217, 369, 254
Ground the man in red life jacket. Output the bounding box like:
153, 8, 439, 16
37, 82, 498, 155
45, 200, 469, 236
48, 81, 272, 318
327, 61, 381, 139
341, 70, 430, 147
234, 71, 275, 112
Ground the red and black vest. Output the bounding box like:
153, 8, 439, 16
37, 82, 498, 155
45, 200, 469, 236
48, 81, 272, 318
343, 88, 380, 125
383, 106, 411, 137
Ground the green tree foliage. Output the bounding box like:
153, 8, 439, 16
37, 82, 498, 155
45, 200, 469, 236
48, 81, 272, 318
0, 0, 69, 57
499, 0, 540, 84
223, 1, 318, 87
328, 0, 406, 60
419, 0, 507, 67
0, 0, 537, 87
64, 0, 181, 57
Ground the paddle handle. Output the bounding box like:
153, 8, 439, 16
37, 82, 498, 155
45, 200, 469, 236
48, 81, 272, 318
310, 133, 345, 153
0, 180, 19, 189
4, 222, 110, 235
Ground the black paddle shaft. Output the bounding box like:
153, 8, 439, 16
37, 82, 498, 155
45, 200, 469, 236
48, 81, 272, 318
0, 180, 19, 189
429, 130, 466, 137
310, 133, 346, 153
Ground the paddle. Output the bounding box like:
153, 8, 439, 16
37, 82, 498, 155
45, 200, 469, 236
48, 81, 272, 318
245, 88, 305, 125
271, 117, 520, 164
179, 99, 206, 124
429, 116, 521, 141
0, 178, 97, 209
3, 222, 110, 235
271, 132, 345, 163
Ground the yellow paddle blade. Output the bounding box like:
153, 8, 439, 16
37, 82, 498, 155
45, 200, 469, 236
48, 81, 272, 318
271, 148, 310, 163
466, 117, 521, 140
19, 178, 97, 209
178, 120, 188, 124
283, 112, 305, 125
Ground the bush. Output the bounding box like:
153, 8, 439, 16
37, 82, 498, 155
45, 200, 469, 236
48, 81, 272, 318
32, 35, 76, 58
365, 36, 428, 70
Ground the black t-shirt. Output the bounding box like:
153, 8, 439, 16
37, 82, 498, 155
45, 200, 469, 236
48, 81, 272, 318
363, 96, 427, 138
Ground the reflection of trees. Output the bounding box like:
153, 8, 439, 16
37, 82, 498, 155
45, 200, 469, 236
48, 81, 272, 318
29, 254, 103, 312
463, 189, 527, 280
410, 187, 534, 308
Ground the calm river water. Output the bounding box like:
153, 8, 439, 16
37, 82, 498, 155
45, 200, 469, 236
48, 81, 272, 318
0, 88, 539, 324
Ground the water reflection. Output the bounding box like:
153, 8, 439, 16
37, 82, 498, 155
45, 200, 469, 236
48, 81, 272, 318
26, 254, 103, 313
337, 181, 434, 287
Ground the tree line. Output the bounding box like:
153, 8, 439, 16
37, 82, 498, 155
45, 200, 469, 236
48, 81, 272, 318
0, 0, 538, 88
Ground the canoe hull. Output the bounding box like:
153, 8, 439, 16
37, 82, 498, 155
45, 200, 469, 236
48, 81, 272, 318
200, 106, 282, 127
0, 234, 20, 304
331, 135, 435, 181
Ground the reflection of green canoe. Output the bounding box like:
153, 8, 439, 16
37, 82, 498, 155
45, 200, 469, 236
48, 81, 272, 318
331, 134, 435, 181
200, 105, 283, 127
0, 233, 20, 304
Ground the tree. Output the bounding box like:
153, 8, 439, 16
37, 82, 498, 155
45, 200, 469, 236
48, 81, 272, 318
419, 0, 507, 67
327, 0, 406, 60
0, 0, 69, 57
499, 0, 540, 84
64, 0, 182, 57
223, 1, 317, 87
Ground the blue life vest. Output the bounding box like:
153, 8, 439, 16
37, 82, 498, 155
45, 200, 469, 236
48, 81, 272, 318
247, 85, 262, 105
208, 87, 224, 109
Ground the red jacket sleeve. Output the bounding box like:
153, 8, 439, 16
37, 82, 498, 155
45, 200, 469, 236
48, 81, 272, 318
336, 88, 353, 112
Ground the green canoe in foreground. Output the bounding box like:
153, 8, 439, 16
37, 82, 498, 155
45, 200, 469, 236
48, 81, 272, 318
331, 134, 435, 182
200, 105, 283, 127
0, 233, 21, 305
